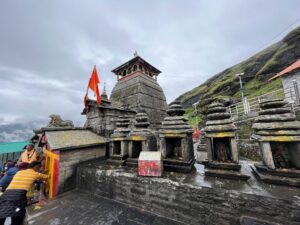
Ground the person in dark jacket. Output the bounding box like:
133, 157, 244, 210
0, 162, 19, 192
0, 161, 48, 225
0, 162, 28, 192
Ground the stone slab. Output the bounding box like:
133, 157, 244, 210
163, 158, 195, 173
259, 135, 300, 142
27, 190, 183, 225
205, 131, 235, 138
205, 119, 233, 125
205, 161, 242, 171
252, 121, 300, 130
204, 124, 236, 132
139, 151, 163, 177
254, 113, 296, 122
205, 168, 250, 180
251, 165, 300, 187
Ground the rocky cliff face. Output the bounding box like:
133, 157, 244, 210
176, 26, 300, 119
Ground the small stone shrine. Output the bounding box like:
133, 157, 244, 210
159, 100, 195, 173
108, 115, 133, 165
204, 102, 250, 180
251, 99, 300, 187
126, 110, 157, 167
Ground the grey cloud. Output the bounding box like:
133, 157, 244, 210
0, 0, 300, 128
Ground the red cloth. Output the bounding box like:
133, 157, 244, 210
192, 128, 201, 139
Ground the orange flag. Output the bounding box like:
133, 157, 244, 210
85, 66, 101, 106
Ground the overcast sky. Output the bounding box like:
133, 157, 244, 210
0, 0, 300, 126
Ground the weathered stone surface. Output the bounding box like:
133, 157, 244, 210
259, 108, 291, 115
208, 102, 224, 108
253, 98, 300, 142
127, 110, 157, 167
159, 101, 195, 172
252, 99, 300, 186
77, 161, 300, 225
205, 124, 237, 132
252, 164, 300, 187
205, 131, 235, 138
83, 100, 136, 137
207, 106, 227, 114
252, 121, 300, 130
260, 99, 287, 109
207, 112, 231, 120
254, 113, 296, 122
27, 190, 181, 225
111, 115, 132, 138
110, 72, 167, 129
205, 119, 233, 126
256, 129, 300, 136
259, 135, 300, 142
204, 102, 246, 179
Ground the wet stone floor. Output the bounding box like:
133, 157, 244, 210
26, 190, 184, 225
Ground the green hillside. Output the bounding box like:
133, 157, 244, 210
177, 26, 300, 127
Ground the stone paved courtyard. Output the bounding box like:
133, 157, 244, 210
26, 190, 184, 225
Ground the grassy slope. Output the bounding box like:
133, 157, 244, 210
177, 26, 300, 128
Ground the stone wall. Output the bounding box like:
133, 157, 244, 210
77, 164, 300, 225
282, 72, 300, 104
84, 104, 136, 138
58, 145, 106, 193
238, 139, 261, 161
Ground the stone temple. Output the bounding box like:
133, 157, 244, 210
27, 56, 300, 225
110, 54, 168, 129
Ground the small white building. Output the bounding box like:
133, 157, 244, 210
269, 59, 300, 105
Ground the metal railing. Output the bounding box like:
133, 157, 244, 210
0, 152, 21, 165
228, 80, 300, 119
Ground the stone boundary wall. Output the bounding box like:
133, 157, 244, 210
77, 165, 300, 225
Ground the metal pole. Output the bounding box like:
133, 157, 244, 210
236, 73, 245, 113
238, 75, 244, 102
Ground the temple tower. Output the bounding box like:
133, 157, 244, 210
110, 54, 168, 130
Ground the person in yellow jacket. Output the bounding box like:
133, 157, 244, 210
0, 161, 48, 225
19, 143, 38, 163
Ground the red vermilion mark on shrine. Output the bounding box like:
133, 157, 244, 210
139, 160, 162, 177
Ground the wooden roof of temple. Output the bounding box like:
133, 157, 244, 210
111, 55, 161, 78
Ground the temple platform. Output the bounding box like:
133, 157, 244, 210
74, 159, 300, 225
203, 161, 250, 180
27, 190, 183, 225
252, 163, 300, 187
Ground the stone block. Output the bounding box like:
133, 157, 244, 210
138, 151, 163, 177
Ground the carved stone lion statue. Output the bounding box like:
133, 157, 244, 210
47, 114, 74, 128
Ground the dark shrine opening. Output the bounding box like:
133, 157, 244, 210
113, 141, 121, 155
132, 141, 142, 158
166, 138, 182, 159
270, 142, 299, 169
211, 137, 232, 162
